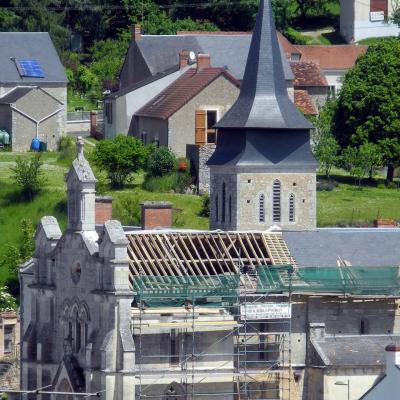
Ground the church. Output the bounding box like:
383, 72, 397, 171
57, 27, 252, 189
19, 1, 400, 399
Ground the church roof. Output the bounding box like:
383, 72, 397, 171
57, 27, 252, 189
215, 0, 312, 130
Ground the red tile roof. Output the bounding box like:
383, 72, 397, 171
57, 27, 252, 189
276, 31, 302, 58
294, 90, 318, 116
290, 61, 328, 87
136, 67, 240, 119
296, 45, 368, 70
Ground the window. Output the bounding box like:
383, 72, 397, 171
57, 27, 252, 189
215, 195, 219, 222
154, 136, 160, 147
170, 329, 179, 365
259, 194, 265, 223
206, 110, 217, 143
290, 53, 301, 61
272, 180, 281, 223
229, 196, 232, 223
141, 131, 148, 145
105, 102, 113, 124
4, 326, 13, 354
222, 182, 226, 223
328, 85, 336, 100
289, 194, 295, 222
76, 321, 81, 352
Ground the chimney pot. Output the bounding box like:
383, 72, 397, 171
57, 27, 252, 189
141, 202, 172, 230
131, 24, 142, 41
95, 196, 113, 225
196, 53, 211, 71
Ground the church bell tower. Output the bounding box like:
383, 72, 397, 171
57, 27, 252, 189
208, 0, 317, 231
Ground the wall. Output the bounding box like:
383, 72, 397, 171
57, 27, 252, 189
306, 86, 329, 109
169, 75, 239, 157
136, 117, 168, 146
324, 70, 346, 94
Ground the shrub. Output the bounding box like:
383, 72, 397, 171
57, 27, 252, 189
143, 171, 192, 193
147, 146, 176, 177
58, 136, 75, 165
112, 195, 141, 226
199, 195, 210, 217
11, 153, 46, 200
316, 180, 338, 192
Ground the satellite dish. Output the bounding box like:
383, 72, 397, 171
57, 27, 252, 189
188, 51, 196, 64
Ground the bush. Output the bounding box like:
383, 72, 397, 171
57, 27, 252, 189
58, 136, 76, 166
147, 146, 176, 177
10, 153, 46, 200
284, 27, 313, 45
112, 195, 141, 226
143, 171, 192, 193
199, 195, 210, 217
317, 180, 338, 191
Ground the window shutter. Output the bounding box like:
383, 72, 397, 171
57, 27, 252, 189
195, 110, 206, 145
370, 0, 388, 15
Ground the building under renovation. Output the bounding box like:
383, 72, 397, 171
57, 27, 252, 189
19, 1, 400, 400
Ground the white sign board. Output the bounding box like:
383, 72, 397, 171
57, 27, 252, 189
370, 11, 385, 22
240, 303, 291, 320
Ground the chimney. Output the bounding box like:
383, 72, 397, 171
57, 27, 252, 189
385, 344, 400, 376
196, 53, 211, 71
141, 202, 172, 230
179, 51, 189, 69
131, 24, 142, 41
95, 196, 113, 225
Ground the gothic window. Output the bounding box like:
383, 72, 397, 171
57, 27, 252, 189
272, 180, 281, 223
259, 194, 265, 223
170, 329, 179, 365
229, 196, 232, 223
289, 194, 295, 222
222, 182, 226, 223
215, 195, 219, 222
76, 321, 81, 351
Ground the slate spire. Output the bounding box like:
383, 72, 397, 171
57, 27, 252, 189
216, 0, 312, 130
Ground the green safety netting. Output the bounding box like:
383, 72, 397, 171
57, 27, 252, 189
257, 265, 400, 296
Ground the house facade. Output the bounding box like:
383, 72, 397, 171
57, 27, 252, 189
0, 33, 67, 151
340, 0, 400, 42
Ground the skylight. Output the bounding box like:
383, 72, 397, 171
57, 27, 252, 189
16, 59, 45, 78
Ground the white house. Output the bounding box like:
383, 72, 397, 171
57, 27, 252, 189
340, 0, 400, 42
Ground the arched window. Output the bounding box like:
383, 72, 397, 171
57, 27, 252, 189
222, 182, 226, 223
289, 194, 295, 222
272, 180, 281, 223
259, 194, 265, 223
215, 195, 219, 222
229, 196, 232, 223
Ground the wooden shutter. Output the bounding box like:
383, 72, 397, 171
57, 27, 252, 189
370, 0, 388, 15
195, 110, 206, 145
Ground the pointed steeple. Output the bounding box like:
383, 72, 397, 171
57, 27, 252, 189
216, 0, 312, 130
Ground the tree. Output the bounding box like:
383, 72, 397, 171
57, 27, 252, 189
11, 153, 46, 200
147, 146, 176, 177
91, 135, 149, 188
333, 38, 400, 182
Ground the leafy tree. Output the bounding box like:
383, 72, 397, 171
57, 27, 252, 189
91, 135, 149, 188
293, 0, 329, 22
147, 146, 176, 177
0, 288, 17, 312
11, 153, 46, 200
333, 38, 400, 182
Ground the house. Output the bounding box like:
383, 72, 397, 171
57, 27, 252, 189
0, 33, 67, 151
360, 345, 400, 400
340, 0, 400, 42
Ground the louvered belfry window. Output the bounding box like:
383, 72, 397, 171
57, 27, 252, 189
289, 194, 295, 222
259, 194, 265, 223
272, 180, 281, 223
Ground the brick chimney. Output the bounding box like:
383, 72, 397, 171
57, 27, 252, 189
196, 53, 211, 71
179, 51, 190, 69
95, 196, 113, 224
141, 202, 172, 230
131, 24, 142, 41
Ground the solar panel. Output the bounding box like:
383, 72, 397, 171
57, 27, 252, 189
17, 59, 45, 78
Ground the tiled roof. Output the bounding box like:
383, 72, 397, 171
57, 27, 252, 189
276, 31, 301, 57
135, 67, 239, 119
291, 61, 328, 87
294, 90, 317, 115
296, 44, 368, 70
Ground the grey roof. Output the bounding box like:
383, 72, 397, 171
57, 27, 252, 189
0, 87, 33, 103
0, 32, 67, 84
122, 32, 294, 88
312, 334, 400, 367
283, 228, 400, 267
215, 0, 312, 130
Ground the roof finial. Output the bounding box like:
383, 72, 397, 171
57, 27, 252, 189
77, 136, 84, 160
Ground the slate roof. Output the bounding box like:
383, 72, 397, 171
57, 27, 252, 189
290, 61, 328, 87
282, 228, 400, 267
0, 32, 67, 84
312, 334, 400, 367
136, 67, 240, 119
294, 90, 317, 115
0, 87, 33, 103
296, 44, 368, 70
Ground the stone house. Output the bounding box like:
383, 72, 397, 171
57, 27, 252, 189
340, 0, 400, 42
0, 32, 67, 151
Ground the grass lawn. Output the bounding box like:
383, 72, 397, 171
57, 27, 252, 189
1, 150, 400, 283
